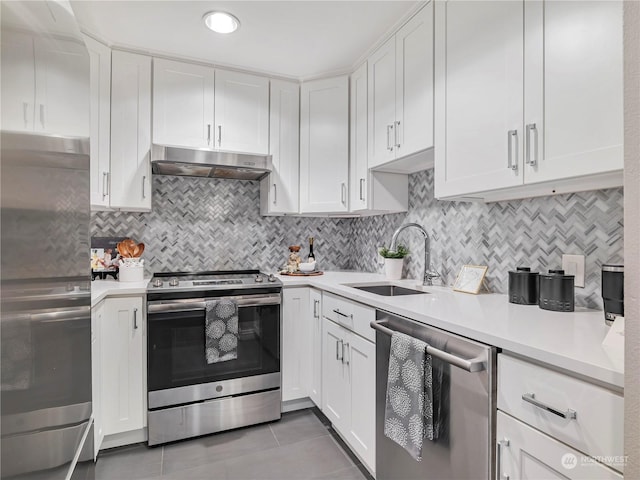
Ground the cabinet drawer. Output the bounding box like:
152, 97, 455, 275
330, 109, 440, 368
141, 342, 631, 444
498, 354, 623, 471
322, 292, 375, 342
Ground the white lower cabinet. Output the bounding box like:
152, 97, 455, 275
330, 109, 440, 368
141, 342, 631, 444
90, 301, 104, 458
497, 412, 622, 480
98, 296, 146, 443
322, 314, 376, 474
309, 288, 323, 407
281, 288, 311, 402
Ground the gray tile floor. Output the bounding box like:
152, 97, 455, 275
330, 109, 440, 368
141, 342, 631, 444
75, 409, 372, 480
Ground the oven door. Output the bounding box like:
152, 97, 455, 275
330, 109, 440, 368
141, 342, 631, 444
147, 293, 280, 408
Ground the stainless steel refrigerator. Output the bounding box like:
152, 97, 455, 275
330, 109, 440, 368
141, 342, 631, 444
1, 1, 92, 479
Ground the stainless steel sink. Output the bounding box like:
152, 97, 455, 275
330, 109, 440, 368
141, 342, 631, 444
348, 283, 428, 296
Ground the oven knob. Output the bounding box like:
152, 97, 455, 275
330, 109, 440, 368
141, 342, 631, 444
268, 274, 277, 282
254, 275, 264, 283
153, 278, 163, 288
169, 277, 179, 287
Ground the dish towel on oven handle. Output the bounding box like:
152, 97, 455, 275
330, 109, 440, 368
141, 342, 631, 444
383, 330, 448, 461
205, 298, 239, 364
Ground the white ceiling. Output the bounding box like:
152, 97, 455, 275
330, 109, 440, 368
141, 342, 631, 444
69, 1, 420, 80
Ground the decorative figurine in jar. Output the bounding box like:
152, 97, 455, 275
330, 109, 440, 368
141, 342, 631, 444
287, 245, 302, 273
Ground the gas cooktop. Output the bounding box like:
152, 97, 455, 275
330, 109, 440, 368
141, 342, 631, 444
147, 270, 281, 292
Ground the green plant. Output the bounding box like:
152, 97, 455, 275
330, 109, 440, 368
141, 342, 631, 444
379, 245, 409, 259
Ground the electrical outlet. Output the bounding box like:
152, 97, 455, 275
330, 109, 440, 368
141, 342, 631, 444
562, 254, 585, 288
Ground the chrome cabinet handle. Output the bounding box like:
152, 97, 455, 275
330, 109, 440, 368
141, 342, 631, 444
522, 393, 577, 419
336, 339, 344, 361
313, 300, 319, 318
359, 178, 365, 201
23, 102, 29, 127
496, 439, 510, 480
342, 342, 349, 365
525, 123, 538, 166
39, 104, 45, 129
341, 183, 346, 205
386, 124, 394, 151
102, 172, 109, 199
394, 120, 400, 148
507, 130, 518, 171
207, 124, 211, 145
142, 176, 147, 198
333, 308, 352, 320
272, 183, 277, 205
133, 307, 138, 329
217, 125, 222, 147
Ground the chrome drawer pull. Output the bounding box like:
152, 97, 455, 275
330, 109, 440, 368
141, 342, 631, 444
522, 393, 577, 420
332, 308, 352, 320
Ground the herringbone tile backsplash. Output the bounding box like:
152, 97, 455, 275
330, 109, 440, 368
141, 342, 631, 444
91, 176, 352, 275
92, 170, 623, 308
349, 170, 624, 309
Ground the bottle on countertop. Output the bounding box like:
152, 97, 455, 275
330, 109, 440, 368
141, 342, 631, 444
308, 237, 315, 263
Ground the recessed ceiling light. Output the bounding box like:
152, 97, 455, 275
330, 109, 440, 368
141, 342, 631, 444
203, 11, 240, 34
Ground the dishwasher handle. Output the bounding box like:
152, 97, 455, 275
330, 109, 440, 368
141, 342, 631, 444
370, 320, 487, 373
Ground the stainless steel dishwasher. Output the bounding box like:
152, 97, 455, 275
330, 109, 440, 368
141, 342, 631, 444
372, 310, 496, 480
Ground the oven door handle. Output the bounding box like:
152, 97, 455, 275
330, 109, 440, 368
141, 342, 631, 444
148, 294, 281, 313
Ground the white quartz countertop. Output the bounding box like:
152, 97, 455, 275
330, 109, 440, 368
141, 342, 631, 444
91, 278, 150, 306
277, 271, 624, 390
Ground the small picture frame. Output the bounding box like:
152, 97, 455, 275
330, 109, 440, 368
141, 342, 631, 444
453, 265, 488, 294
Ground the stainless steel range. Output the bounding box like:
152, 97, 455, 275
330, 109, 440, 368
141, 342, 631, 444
146, 270, 282, 445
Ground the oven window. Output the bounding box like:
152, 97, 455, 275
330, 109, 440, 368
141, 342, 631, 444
147, 304, 280, 391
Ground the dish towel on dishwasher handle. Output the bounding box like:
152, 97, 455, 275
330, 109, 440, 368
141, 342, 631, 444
205, 299, 239, 364
384, 330, 447, 461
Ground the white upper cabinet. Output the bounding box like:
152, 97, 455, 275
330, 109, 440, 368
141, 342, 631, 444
523, 1, 623, 184
1, 30, 89, 136
434, 1, 524, 198
214, 70, 269, 154
368, 2, 433, 172
350, 63, 408, 215
85, 35, 112, 210
260, 79, 300, 215
435, 0, 623, 201
110, 50, 152, 212
153, 58, 214, 148
152, 60, 269, 155
299, 75, 349, 213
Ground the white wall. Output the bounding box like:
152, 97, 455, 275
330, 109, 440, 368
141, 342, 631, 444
624, 1, 640, 476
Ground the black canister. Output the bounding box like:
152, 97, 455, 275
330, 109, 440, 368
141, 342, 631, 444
602, 264, 624, 326
539, 269, 575, 312
508, 267, 539, 305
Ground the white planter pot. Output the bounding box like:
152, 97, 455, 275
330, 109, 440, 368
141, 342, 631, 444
384, 258, 404, 280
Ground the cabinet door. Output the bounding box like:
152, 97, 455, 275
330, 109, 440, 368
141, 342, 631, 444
0, 30, 35, 132
85, 36, 112, 210
101, 297, 145, 436
110, 51, 152, 212
152, 58, 215, 148
497, 411, 622, 480
309, 289, 323, 407
350, 63, 369, 212
214, 69, 269, 154
368, 37, 397, 168
346, 333, 376, 473
395, 2, 434, 158
262, 79, 300, 214
91, 302, 105, 457
322, 319, 349, 433
282, 288, 310, 402
523, 1, 623, 184
300, 76, 349, 213
33, 37, 89, 137
434, 1, 524, 198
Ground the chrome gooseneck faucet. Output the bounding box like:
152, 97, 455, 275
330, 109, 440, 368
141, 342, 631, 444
389, 223, 440, 286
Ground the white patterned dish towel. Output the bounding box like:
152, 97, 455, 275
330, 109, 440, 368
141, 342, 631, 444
384, 330, 444, 461
205, 299, 239, 364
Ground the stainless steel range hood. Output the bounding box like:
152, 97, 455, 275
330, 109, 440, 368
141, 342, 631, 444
151, 144, 272, 181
